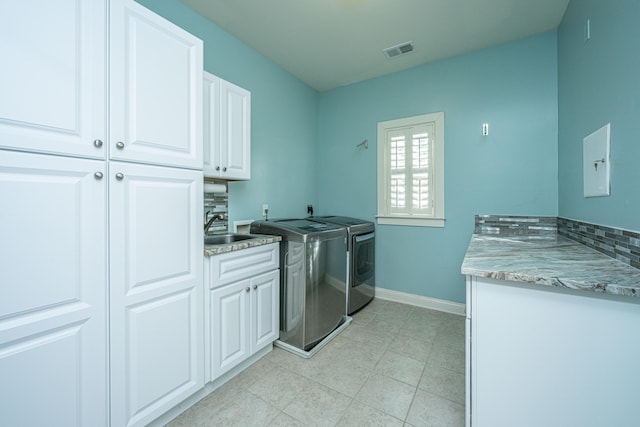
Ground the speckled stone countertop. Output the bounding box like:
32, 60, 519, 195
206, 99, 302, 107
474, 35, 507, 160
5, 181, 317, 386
461, 234, 640, 298
204, 235, 281, 256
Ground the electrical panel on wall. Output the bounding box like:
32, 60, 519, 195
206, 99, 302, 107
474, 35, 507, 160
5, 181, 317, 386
583, 123, 610, 197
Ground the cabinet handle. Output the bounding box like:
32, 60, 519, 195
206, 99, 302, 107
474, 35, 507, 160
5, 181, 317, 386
223, 167, 227, 172
115, 173, 124, 181
94, 171, 104, 180
253, 285, 257, 290
93, 139, 103, 148
245, 287, 250, 293
116, 141, 125, 149
215, 166, 220, 171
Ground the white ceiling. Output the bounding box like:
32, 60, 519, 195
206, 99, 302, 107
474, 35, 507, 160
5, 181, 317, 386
182, 0, 570, 92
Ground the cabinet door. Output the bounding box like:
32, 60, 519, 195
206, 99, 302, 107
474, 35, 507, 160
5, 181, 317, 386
203, 72, 221, 178
251, 270, 280, 352
109, 161, 204, 427
0, 0, 106, 159
211, 281, 250, 379
220, 81, 251, 180
0, 151, 107, 426
470, 277, 640, 427
110, 0, 203, 169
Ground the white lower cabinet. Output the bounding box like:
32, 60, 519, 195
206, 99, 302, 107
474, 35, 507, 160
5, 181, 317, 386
110, 162, 204, 427
467, 276, 640, 427
0, 151, 108, 426
207, 243, 279, 381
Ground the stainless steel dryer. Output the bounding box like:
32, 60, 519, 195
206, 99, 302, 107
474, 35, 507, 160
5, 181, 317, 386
250, 219, 348, 352
311, 216, 375, 314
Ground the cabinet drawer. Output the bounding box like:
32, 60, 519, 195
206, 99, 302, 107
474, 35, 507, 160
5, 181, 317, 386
209, 243, 279, 289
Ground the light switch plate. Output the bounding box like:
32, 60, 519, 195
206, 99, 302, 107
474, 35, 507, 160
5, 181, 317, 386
583, 123, 610, 197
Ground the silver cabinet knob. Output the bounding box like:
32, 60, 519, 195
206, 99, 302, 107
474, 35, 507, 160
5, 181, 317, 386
215, 166, 220, 171
223, 167, 227, 172
116, 141, 125, 149
245, 287, 250, 293
253, 285, 257, 290
115, 173, 124, 180
94, 172, 104, 180
93, 139, 103, 148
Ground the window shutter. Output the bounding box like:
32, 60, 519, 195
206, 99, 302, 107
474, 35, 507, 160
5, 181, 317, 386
386, 124, 434, 216
389, 131, 407, 213
377, 111, 444, 227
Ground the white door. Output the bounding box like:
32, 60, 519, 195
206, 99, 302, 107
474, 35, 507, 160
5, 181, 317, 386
110, 0, 203, 169
0, 151, 107, 426
251, 270, 280, 352
109, 161, 203, 427
203, 72, 221, 178
220, 81, 251, 179
211, 280, 250, 379
0, 0, 106, 159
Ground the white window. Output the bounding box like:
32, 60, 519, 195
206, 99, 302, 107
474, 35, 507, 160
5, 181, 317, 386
377, 112, 445, 227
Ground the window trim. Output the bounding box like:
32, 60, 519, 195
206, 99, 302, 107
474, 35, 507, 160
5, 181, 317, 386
376, 112, 445, 227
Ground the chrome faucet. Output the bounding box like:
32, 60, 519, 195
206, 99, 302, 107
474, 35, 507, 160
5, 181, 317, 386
204, 211, 225, 235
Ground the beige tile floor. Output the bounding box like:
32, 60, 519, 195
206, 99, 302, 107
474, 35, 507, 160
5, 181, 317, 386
168, 299, 465, 426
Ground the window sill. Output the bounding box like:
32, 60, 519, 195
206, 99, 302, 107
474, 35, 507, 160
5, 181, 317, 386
376, 215, 445, 228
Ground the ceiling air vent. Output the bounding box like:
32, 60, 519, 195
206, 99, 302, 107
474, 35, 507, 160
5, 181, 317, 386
383, 41, 414, 59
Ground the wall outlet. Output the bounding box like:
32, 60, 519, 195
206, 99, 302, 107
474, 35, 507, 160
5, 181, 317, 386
262, 204, 269, 217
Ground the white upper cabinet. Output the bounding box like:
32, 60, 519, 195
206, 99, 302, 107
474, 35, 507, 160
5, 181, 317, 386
0, 150, 108, 427
0, 0, 107, 159
203, 72, 251, 180
110, 0, 203, 170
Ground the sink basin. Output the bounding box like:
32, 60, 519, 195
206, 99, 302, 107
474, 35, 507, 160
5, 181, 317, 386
204, 233, 257, 245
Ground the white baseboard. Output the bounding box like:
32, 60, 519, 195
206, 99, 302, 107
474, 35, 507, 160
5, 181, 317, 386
375, 287, 466, 316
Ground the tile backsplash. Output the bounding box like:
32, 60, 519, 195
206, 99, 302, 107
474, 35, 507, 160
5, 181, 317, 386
204, 179, 228, 235
558, 218, 640, 270
474, 214, 557, 236
474, 214, 640, 270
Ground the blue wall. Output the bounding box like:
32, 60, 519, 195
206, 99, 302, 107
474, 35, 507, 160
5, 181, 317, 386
318, 33, 559, 303
138, 1, 561, 304
138, 0, 320, 223
558, 0, 640, 232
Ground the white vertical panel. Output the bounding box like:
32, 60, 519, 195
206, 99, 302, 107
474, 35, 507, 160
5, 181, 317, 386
0, 0, 106, 159
221, 81, 251, 179
110, 161, 203, 427
127, 291, 196, 421
110, 0, 203, 169
471, 277, 640, 427
0, 150, 107, 426
203, 72, 221, 176
251, 270, 279, 351
210, 281, 250, 378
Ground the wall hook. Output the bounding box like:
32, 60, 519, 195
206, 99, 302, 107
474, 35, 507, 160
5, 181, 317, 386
356, 139, 368, 149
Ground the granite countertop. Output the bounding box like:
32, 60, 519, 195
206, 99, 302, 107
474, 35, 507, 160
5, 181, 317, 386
461, 234, 640, 298
204, 234, 281, 256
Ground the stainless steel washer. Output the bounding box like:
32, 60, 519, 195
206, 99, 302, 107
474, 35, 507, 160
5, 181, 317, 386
250, 219, 348, 352
311, 216, 375, 314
